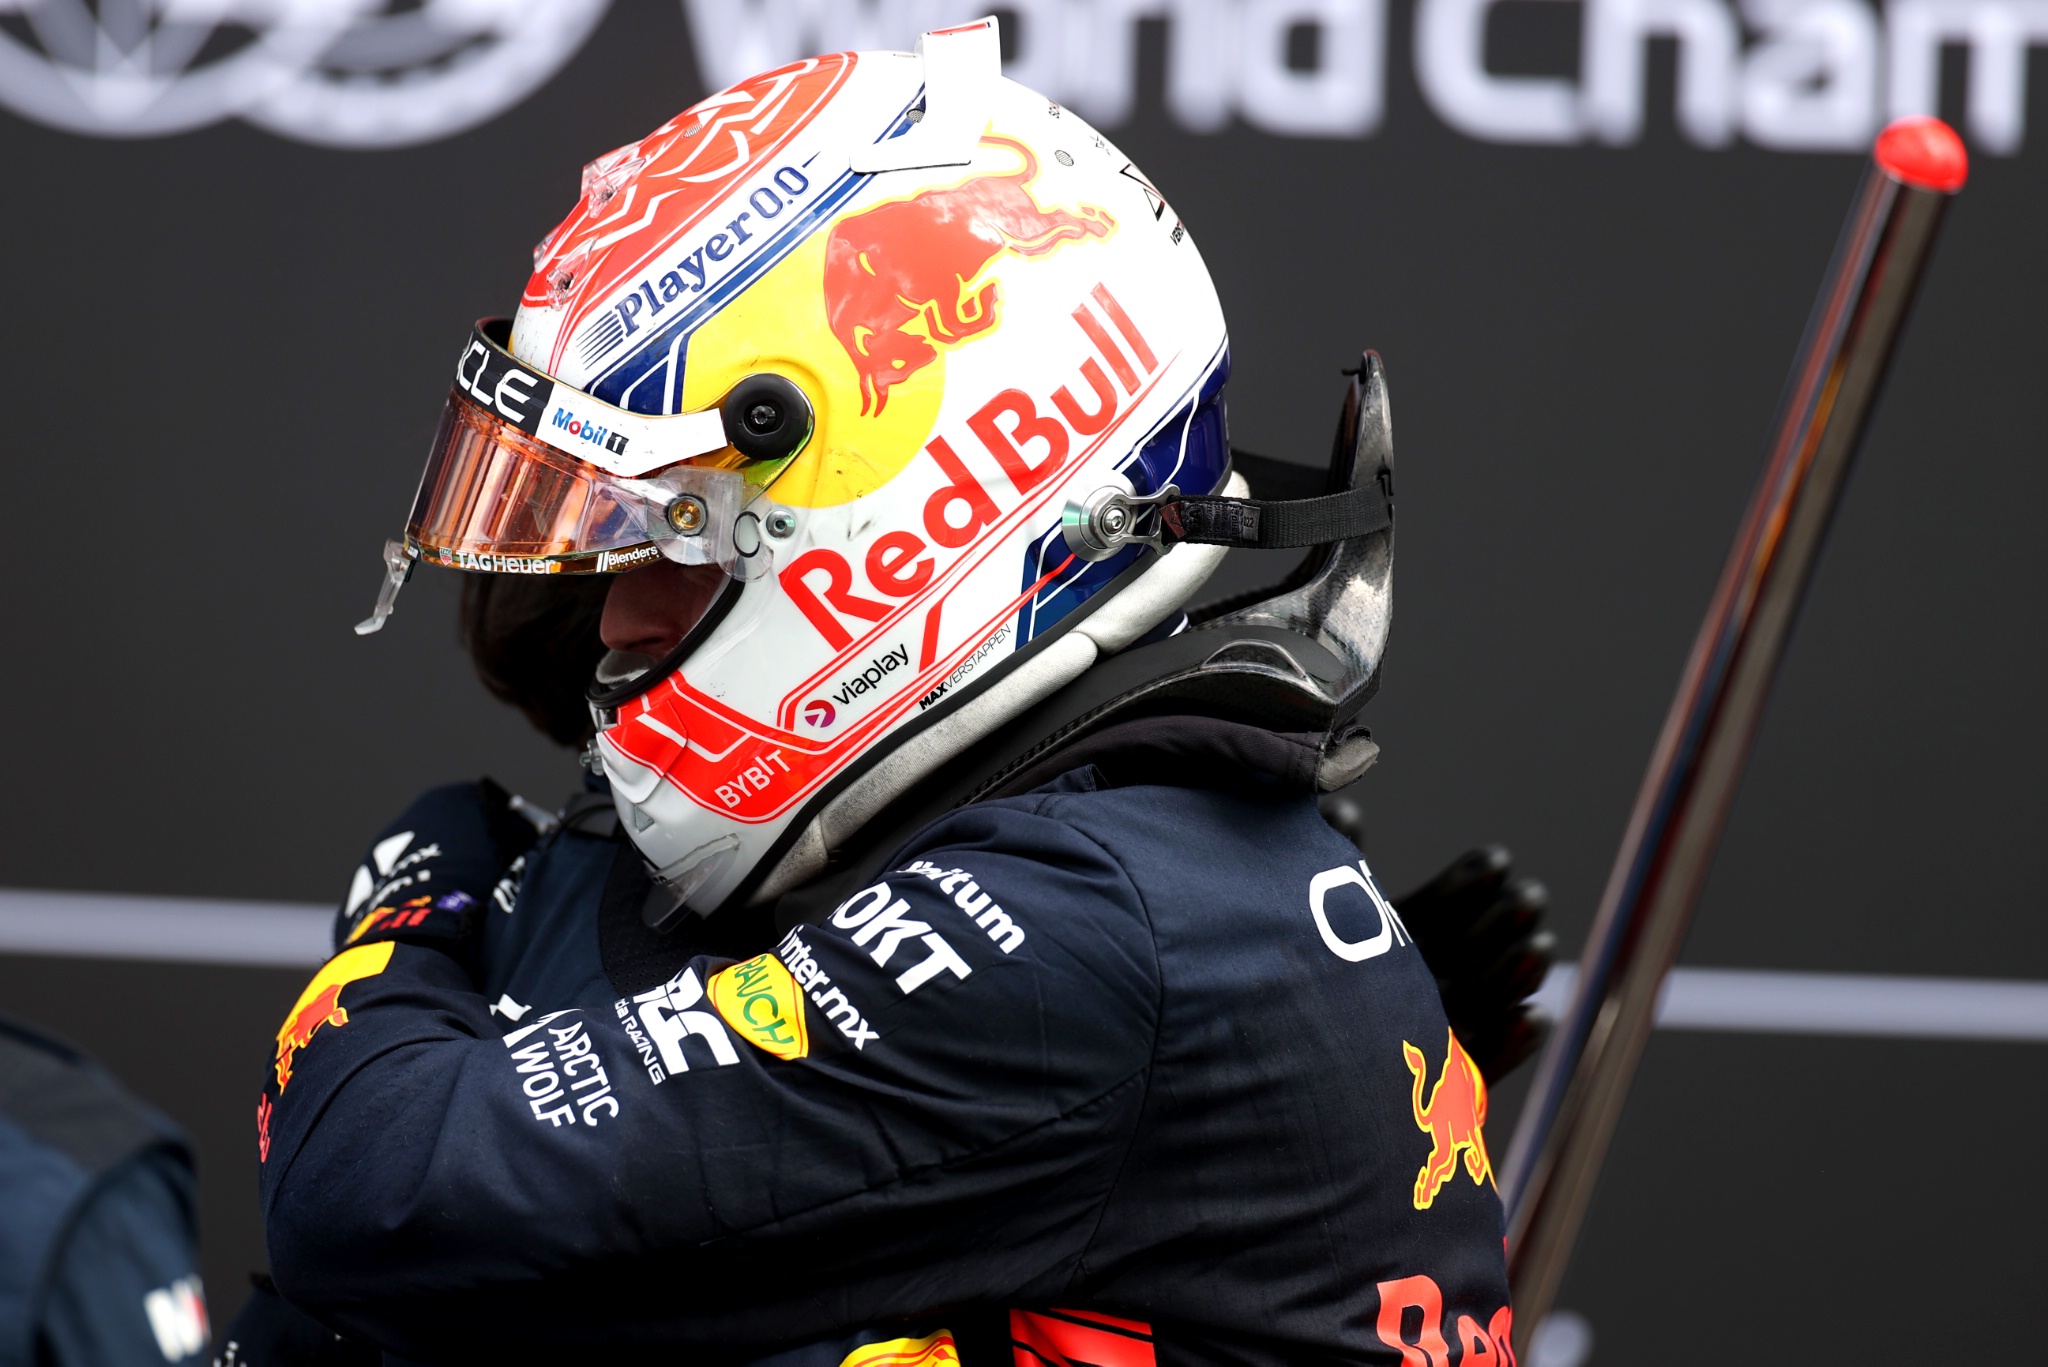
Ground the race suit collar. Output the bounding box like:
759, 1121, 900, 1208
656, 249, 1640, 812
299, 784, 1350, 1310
985, 715, 1341, 801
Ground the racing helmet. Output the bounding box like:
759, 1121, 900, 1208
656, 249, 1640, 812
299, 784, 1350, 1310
361, 19, 1241, 916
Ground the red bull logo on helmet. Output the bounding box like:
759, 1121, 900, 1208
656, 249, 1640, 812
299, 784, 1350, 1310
1403, 1028, 1494, 1210
824, 134, 1115, 416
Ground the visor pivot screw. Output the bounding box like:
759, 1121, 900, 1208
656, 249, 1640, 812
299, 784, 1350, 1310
765, 508, 798, 539
723, 374, 815, 462
666, 495, 708, 536
1062, 483, 1179, 561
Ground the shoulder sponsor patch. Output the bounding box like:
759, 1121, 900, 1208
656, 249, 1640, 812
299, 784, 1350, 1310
273, 941, 394, 1091
839, 1330, 959, 1366
709, 952, 811, 1060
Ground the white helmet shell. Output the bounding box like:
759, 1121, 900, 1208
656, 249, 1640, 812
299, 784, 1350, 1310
511, 22, 1234, 912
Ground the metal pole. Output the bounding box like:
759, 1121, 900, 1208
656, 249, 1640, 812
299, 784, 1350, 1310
1500, 118, 1969, 1350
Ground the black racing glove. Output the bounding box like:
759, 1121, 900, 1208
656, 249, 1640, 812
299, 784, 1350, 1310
1393, 846, 1553, 1083
1321, 800, 1554, 1083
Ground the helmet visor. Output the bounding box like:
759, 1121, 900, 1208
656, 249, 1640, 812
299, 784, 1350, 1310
357, 318, 813, 635
405, 390, 746, 577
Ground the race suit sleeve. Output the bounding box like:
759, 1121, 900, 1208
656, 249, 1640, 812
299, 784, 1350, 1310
37, 1149, 207, 1366
259, 783, 1161, 1360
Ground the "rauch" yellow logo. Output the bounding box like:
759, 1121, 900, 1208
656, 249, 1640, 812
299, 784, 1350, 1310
708, 952, 811, 1060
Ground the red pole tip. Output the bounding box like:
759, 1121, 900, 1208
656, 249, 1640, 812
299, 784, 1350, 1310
1874, 116, 1968, 193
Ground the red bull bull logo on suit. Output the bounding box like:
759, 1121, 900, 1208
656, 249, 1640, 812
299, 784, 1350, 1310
824, 134, 1115, 415
1404, 1029, 1494, 1210
272, 941, 394, 1092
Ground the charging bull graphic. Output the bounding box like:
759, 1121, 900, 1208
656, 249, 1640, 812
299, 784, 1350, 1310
825, 133, 1115, 415
1403, 1029, 1494, 1210
273, 941, 395, 1091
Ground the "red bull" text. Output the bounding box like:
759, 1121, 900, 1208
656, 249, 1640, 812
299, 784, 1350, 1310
1376, 1273, 1516, 1367
782, 280, 1162, 653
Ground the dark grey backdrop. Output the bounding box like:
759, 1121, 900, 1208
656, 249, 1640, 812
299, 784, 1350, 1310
2, 4, 2042, 1356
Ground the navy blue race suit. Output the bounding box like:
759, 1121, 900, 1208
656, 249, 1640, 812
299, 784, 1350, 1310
0, 1016, 209, 1366
257, 746, 1513, 1365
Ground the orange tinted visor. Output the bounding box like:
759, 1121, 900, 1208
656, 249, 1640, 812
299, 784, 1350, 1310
406, 388, 738, 576
413, 387, 667, 573
356, 319, 806, 636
